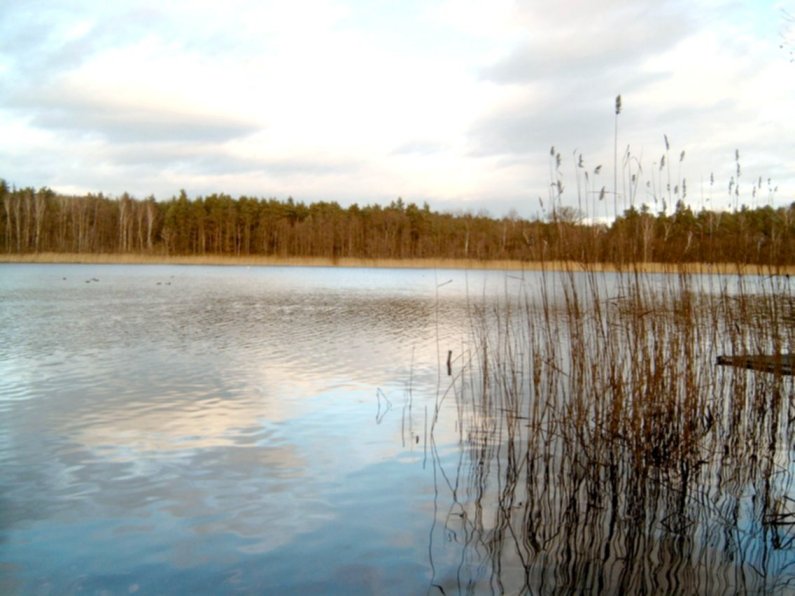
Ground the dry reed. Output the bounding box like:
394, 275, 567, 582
429, 263, 795, 593
2, 252, 793, 275
427, 121, 795, 592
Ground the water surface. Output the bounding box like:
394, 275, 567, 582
0, 263, 511, 594
2, 264, 793, 594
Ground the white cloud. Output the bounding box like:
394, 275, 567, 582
425, 0, 522, 40
0, 0, 792, 215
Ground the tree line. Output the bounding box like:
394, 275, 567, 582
2, 179, 794, 265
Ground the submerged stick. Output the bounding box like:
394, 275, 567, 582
716, 353, 795, 375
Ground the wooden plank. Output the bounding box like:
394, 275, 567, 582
716, 354, 795, 375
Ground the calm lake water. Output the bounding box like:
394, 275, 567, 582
0, 263, 516, 594
1, 264, 793, 594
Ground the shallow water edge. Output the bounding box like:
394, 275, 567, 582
2, 252, 793, 275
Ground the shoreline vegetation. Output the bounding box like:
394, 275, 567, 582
2, 107, 792, 271
2, 251, 795, 275
443, 258, 795, 593
2, 162, 793, 270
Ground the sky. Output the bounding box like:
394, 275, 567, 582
1, 0, 793, 219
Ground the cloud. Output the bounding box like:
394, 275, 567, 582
13, 90, 258, 144
480, 4, 691, 85
106, 143, 365, 181
459, 0, 795, 214
468, 0, 700, 159
0, 0, 793, 218
0, 3, 164, 86
391, 140, 449, 156
470, 100, 603, 157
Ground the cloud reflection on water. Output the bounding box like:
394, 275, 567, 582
1, 263, 498, 591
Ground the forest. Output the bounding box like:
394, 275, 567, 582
1, 178, 794, 266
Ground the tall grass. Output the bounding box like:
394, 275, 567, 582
426, 115, 795, 593
429, 266, 794, 593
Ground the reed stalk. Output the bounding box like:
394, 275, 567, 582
430, 262, 794, 593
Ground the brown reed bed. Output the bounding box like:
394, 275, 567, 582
428, 118, 794, 591
428, 263, 795, 593
2, 251, 794, 275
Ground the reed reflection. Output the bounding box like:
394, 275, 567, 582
427, 268, 795, 594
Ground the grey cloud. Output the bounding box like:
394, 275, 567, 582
468, 0, 700, 160
0, 4, 165, 86
57, 110, 251, 144
654, 98, 736, 130
482, 2, 693, 86
469, 67, 663, 158
0, 1, 265, 87
0, 132, 366, 202
470, 102, 603, 157
483, 36, 672, 86
103, 143, 363, 178
10, 87, 258, 143
0, 4, 265, 145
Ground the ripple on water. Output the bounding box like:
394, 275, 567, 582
0, 264, 493, 593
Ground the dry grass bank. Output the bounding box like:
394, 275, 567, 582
1, 252, 793, 275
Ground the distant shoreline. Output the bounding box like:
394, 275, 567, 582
1, 252, 792, 275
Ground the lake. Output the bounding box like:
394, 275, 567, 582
0, 264, 510, 594
1, 264, 793, 594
